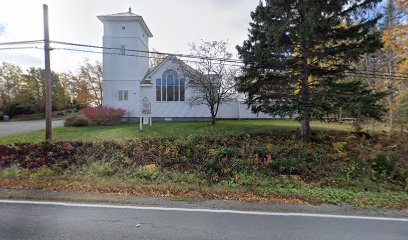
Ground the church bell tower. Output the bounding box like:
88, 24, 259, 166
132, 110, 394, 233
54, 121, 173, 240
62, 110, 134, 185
97, 8, 153, 116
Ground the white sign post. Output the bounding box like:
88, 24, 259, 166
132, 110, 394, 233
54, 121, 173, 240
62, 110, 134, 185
141, 97, 152, 130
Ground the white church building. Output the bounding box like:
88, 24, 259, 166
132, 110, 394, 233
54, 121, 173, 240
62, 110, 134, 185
97, 9, 274, 122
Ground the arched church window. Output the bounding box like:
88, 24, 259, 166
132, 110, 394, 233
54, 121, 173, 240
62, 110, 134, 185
156, 70, 185, 102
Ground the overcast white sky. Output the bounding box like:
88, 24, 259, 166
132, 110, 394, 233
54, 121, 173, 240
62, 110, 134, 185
0, 0, 259, 73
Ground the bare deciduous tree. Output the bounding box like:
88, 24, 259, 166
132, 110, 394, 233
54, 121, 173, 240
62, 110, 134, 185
181, 40, 238, 125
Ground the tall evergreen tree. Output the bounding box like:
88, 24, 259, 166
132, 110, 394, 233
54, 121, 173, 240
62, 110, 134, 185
237, 0, 384, 139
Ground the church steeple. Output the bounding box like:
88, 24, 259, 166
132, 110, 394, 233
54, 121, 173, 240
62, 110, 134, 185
97, 9, 152, 88
97, 9, 153, 117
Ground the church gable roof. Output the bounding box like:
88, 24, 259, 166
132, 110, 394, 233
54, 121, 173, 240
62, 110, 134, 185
143, 56, 196, 81
143, 56, 171, 80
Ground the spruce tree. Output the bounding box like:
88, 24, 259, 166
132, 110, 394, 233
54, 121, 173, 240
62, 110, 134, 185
237, 0, 384, 139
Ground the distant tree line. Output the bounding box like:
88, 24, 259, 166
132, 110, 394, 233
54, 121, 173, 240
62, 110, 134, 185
355, 0, 408, 132
0, 60, 102, 118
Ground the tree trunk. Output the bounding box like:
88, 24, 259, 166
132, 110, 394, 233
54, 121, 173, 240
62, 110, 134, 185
386, 47, 396, 133
300, 116, 311, 139
210, 116, 216, 125
387, 85, 394, 132
298, 1, 311, 140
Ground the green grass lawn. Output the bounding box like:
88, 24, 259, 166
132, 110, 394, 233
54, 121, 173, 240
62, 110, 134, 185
0, 120, 352, 144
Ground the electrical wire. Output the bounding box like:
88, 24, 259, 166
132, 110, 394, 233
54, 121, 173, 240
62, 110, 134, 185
52, 47, 245, 67
49, 40, 408, 78
51, 47, 408, 81
0, 40, 44, 46
47, 41, 408, 77
0, 46, 41, 50
351, 69, 408, 77
50, 40, 245, 64
1, 39, 408, 80
345, 72, 408, 81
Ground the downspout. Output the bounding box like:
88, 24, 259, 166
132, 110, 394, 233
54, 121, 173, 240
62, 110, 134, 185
139, 81, 142, 131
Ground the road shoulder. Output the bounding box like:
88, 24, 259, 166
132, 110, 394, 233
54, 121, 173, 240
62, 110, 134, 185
1, 188, 407, 219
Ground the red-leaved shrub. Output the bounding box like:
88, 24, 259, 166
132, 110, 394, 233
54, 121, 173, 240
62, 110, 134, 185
80, 107, 126, 125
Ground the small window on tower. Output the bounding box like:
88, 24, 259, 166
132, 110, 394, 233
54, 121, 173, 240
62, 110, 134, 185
120, 45, 125, 55
122, 26, 125, 30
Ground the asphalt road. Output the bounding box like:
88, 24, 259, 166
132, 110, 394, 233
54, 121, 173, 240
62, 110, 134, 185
0, 119, 64, 137
0, 200, 407, 240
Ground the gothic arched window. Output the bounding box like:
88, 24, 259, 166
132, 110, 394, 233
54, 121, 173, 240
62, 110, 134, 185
156, 70, 185, 102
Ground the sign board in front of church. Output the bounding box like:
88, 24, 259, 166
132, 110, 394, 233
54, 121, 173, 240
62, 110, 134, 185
142, 97, 151, 115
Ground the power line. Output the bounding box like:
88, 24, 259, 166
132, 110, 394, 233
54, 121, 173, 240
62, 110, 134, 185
53, 47, 151, 59
1, 45, 407, 82
51, 47, 408, 79
0, 40, 44, 46
345, 75, 408, 82
0, 46, 41, 50
352, 69, 408, 77
349, 70, 408, 79
50, 40, 246, 64
51, 41, 408, 78
47, 41, 408, 78
345, 72, 408, 81
52, 47, 408, 80
52, 47, 245, 68
347, 70, 408, 78
2, 39, 408, 79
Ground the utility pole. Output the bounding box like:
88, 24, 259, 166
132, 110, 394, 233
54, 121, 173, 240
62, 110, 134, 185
43, 4, 52, 143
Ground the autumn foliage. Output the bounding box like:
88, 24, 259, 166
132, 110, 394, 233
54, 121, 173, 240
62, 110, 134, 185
71, 61, 103, 108
80, 107, 126, 125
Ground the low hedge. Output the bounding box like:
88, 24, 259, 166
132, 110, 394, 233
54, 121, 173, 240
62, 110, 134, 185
64, 115, 90, 127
